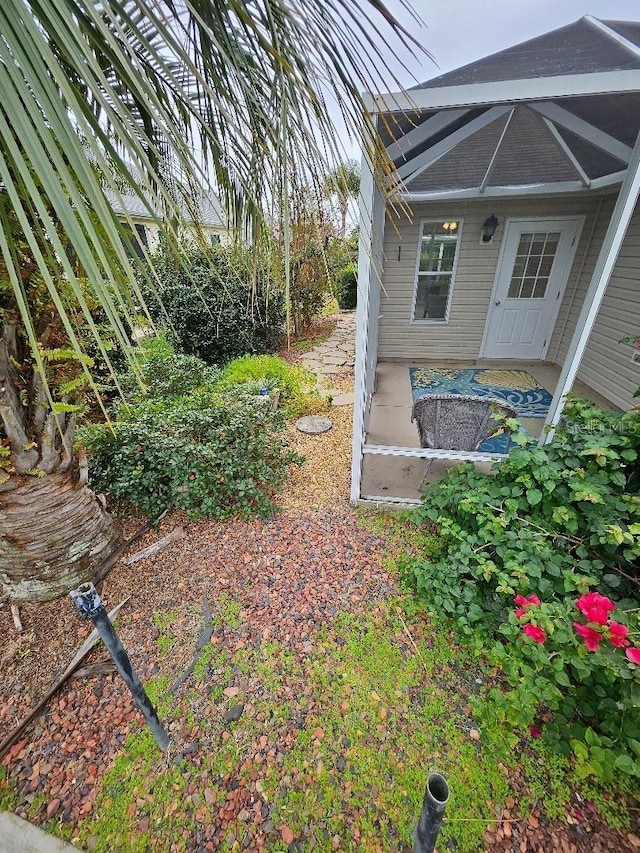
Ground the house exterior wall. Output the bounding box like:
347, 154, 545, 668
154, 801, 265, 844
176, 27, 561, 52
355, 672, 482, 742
128, 218, 230, 251
378, 195, 603, 361
378, 192, 640, 410
553, 197, 640, 410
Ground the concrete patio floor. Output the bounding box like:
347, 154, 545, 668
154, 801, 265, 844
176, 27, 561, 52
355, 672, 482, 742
360, 360, 617, 503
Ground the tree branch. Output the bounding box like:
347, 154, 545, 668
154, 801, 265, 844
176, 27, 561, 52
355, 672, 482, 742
37, 410, 62, 473
59, 413, 76, 472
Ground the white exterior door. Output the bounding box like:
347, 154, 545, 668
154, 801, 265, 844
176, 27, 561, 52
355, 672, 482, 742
482, 218, 582, 359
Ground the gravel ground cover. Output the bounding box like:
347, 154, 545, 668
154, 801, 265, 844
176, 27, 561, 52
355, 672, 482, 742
1, 349, 638, 852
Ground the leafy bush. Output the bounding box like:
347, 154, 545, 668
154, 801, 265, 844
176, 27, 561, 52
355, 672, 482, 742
83, 389, 301, 520
336, 263, 357, 309
127, 334, 222, 398
290, 239, 331, 333
219, 354, 328, 417
82, 345, 301, 520
140, 245, 285, 365
481, 591, 640, 781
402, 398, 640, 779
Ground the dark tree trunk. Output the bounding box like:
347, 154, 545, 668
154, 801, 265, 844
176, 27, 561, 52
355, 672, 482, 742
0, 458, 121, 602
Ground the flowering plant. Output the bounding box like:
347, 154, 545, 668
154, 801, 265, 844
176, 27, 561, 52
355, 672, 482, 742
487, 591, 640, 780
405, 399, 640, 781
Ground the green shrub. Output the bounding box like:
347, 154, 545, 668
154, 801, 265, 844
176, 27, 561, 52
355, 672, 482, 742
401, 398, 640, 779
140, 245, 285, 365
83, 389, 302, 520
336, 263, 357, 309
218, 354, 327, 417
114, 332, 222, 400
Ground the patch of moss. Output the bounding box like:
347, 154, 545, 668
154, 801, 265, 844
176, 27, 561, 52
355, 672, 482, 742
258, 602, 510, 852
152, 610, 177, 632
516, 740, 572, 819
76, 728, 190, 852
28, 790, 47, 819
75, 590, 632, 852
152, 610, 177, 658
212, 594, 243, 629
191, 642, 232, 685
0, 767, 18, 811
580, 778, 634, 830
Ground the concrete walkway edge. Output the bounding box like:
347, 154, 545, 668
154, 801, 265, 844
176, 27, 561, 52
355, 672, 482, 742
0, 812, 78, 853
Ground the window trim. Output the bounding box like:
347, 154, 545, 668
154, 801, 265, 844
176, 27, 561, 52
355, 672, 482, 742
410, 217, 463, 325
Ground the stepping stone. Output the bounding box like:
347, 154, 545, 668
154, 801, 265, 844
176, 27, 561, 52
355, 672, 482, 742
330, 392, 354, 406
296, 415, 333, 434
320, 354, 347, 365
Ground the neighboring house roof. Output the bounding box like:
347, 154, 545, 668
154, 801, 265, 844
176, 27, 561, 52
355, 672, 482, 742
377, 16, 640, 199
106, 185, 227, 229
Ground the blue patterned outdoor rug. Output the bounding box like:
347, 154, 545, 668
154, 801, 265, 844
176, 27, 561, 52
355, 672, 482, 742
409, 368, 553, 417
409, 368, 551, 454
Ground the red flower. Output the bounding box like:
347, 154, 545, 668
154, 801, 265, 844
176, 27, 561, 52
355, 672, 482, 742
514, 594, 541, 619
575, 592, 615, 626
626, 648, 640, 665
574, 622, 601, 652
523, 624, 546, 644
515, 594, 540, 606
608, 621, 630, 648
529, 725, 542, 739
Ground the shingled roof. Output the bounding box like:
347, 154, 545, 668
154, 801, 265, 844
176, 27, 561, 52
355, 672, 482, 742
417, 17, 640, 89
106, 186, 226, 228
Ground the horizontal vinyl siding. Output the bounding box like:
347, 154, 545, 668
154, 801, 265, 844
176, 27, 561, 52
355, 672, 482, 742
378, 195, 605, 362
555, 201, 640, 410
548, 197, 614, 360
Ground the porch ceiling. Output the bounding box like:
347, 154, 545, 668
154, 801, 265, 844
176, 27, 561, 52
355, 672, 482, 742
376, 16, 640, 200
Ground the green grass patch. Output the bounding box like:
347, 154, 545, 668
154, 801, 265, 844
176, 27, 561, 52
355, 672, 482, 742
0, 767, 18, 811
258, 601, 511, 852
74, 590, 633, 851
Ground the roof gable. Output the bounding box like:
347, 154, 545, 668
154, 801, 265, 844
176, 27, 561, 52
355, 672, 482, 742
603, 20, 640, 47
416, 17, 640, 91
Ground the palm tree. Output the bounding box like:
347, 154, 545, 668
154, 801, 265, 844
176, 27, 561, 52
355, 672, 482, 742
323, 160, 361, 238
0, 0, 417, 605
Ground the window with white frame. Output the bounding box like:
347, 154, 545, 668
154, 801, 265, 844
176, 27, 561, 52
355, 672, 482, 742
412, 219, 461, 322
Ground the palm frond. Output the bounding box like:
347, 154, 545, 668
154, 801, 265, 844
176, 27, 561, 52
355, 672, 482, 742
0, 0, 423, 411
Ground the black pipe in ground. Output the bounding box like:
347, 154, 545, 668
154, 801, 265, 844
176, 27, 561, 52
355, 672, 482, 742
413, 772, 450, 853
69, 582, 169, 752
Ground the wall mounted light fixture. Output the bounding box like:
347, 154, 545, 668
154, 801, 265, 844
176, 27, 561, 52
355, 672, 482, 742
481, 214, 498, 243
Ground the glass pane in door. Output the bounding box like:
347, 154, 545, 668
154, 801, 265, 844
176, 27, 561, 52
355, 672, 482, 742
507, 231, 560, 299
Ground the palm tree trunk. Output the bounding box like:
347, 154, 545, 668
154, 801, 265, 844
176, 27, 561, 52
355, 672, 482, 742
0, 460, 121, 603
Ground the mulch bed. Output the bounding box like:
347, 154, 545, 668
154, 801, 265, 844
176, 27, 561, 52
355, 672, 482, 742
1, 351, 638, 852
0, 508, 394, 848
